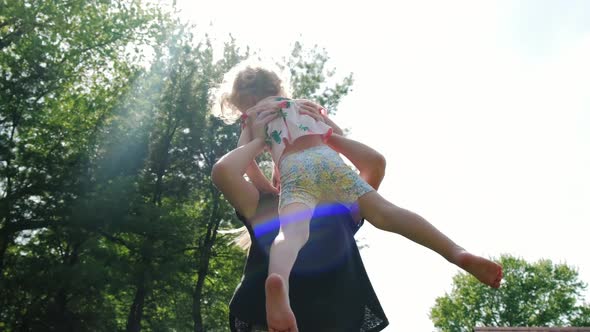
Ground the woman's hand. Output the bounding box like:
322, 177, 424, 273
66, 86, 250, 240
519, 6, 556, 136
295, 99, 344, 136
295, 99, 326, 122
245, 107, 279, 141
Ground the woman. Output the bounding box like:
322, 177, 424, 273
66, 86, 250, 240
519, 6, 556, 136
212, 103, 389, 332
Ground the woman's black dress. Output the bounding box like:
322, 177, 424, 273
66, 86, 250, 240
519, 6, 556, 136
229, 196, 389, 332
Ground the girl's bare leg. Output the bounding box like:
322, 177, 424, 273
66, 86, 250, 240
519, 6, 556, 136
266, 202, 313, 332
358, 191, 502, 288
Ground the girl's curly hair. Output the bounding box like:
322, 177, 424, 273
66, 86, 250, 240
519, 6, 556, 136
212, 60, 290, 123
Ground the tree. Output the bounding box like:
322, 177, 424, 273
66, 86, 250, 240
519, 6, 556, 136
0, 0, 164, 330
281, 41, 354, 115
0, 2, 355, 330
0, 0, 160, 274
430, 255, 590, 332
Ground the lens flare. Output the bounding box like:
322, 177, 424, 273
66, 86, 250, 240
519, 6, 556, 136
252, 202, 360, 275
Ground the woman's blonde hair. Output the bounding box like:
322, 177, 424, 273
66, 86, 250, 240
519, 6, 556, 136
212, 59, 291, 124
218, 226, 251, 250
218, 194, 280, 251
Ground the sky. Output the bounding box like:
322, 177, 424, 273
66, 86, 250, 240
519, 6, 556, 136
175, 1, 590, 330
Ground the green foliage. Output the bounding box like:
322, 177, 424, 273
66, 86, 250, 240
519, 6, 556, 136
0, 1, 354, 331
430, 255, 590, 332
280, 41, 354, 116
1, 1, 163, 330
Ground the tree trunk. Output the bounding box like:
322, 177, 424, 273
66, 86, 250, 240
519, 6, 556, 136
0, 118, 17, 276
192, 189, 221, 332
55, 243, 80, 332
55, 288, 73, 332
126, 271, 147, 332
192, 265, 206, 332
0, 231, 12, 277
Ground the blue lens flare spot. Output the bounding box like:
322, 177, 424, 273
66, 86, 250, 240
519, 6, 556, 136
252, 202, 359, 275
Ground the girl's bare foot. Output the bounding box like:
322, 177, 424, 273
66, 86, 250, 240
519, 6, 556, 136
265, 273, 298, 332
455, 251, 503, 288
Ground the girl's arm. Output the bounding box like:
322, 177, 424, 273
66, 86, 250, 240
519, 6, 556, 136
326, 134, 386, 190
239, 125, 278, 195
212, 110, 279, 219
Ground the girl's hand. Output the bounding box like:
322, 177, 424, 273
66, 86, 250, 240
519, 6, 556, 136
241, 106, 280, 195
243, 97, 283, 139
240, 98, 279, 128
245, 97, 283, 116
271, 166, 281, 191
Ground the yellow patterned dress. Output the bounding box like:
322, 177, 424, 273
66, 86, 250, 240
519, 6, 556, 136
265, 98, 374, 210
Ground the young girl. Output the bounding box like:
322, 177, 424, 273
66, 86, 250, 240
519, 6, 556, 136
215, 65, 503, 332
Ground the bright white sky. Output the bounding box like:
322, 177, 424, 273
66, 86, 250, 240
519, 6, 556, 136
175, 1, 590, 330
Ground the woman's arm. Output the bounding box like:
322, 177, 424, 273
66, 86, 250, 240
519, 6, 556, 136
326, 134, 386, 190
294, 99, 385, 189
212, 136, 266, 219
321, 113, 344, 136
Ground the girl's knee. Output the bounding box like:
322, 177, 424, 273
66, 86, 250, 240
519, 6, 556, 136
278, 222, 310, 246
359, 192, 398, 230
277, 202, 313, 247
